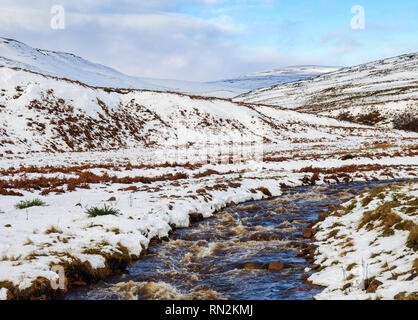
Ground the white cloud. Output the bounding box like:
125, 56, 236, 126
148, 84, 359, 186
0, 1, 304, 81
201, 0, 226, 5
0, 6, 48, 31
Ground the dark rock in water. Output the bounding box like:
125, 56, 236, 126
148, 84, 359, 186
149, 236, 162, 246
289, 286, 312, 292
302, 228, 313, 239
267, 260, 284, 271
71, 281, 87, 287
237, 262, 264, 270
296, 243, 318, 261
247, 232, 281, 242
300, 273, 313, 285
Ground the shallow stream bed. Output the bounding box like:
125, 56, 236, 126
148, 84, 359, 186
65, 179, 406, 300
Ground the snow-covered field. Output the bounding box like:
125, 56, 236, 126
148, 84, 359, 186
0, 38, 417, 300
310, 181, 417, 300
235, 53, 418, 128
0, 148, 417, 299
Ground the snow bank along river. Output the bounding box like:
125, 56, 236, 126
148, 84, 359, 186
65, 180, 412, 300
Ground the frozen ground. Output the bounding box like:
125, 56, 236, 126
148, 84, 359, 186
0, 40, 417, 300
310, 181, 417, 300
236, 53, 418, 127
0, 147, 417, 300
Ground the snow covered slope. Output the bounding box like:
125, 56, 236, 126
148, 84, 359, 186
0, 38, 160, 89
0, 55, 417, 300
310, 181, 418, 300
235, 53, 418, 128
208, 65, 339, 92
0, 64, 369, 155
0, 38, 336, 98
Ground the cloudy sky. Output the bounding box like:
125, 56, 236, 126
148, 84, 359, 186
1, 0, 417, 81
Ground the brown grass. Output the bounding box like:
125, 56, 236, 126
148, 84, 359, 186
407, 225, 418, 250
0, 242, 144, 300
359, 201, 402, 236
256, 187, 272, 197
394, 292, 418, 300
0, 171, 189, 195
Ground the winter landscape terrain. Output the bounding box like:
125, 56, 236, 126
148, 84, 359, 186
236, 53, 418, 129
0, 38, 417, 300
0, 38, 337, 99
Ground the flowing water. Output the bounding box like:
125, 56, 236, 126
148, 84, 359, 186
65, 179, 406, 300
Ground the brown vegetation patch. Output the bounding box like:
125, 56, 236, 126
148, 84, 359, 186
393, 109, 418, 132
0, 162, 202, 177
358, 201, 403, 236
256, 187, 272, 197
0, 278, 59, 300
407, 225, 418, 250
0, 171, 189, 194
299, 164, 388, 175
394, 292, 418, 300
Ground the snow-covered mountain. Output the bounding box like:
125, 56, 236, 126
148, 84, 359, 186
235, 53, 418, 129
0, 38, 336, 98
208, 65, 339, 92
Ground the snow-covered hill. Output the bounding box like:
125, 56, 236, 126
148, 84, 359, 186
0, 37, 240, 97
0, 65, 370, 156
208, 65, 339, 92
0, 38, 336, 98
235, 53, 418, 129
0, 39, 417, 300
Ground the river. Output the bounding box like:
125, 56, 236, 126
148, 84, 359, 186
65, 179, 407, 300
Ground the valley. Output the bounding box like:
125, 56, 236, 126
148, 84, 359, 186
0, 38, 417, 301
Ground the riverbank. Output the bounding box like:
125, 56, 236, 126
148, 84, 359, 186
309, 180, 417, 300
0, 147, 417, 300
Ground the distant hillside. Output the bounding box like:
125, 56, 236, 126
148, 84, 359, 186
0, 64, 371, 156
208, 65, 339, 92
0, 37, 336, 98
235, 53, 418, 130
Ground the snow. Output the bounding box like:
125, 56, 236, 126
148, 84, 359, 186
208, 65, 339, 93
4, 64, 412, 156
0, 288, 7, 300
0, 37, 335, 98
246, 65, 341, 76
0, 175, 285, 291
236, 52, 418, 127
310, 182, 418, 300
0, 37, 417, 299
